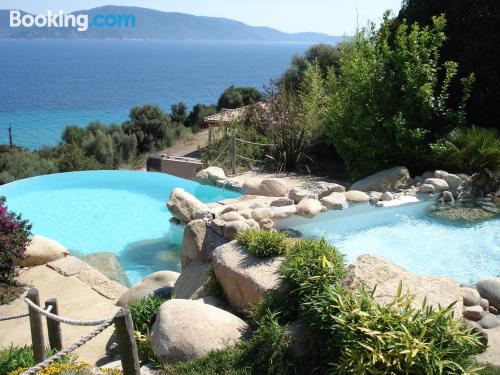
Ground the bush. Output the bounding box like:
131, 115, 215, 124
300, 284, 485, 374
129, 295, 164, 334
237, 230, 288, 258
324, 13, 474, 178
217, 86, 262, 110
431, 126, 500, 173
0, 197, 32, 284
0, 345, 74, 375
0, 148, 57, 184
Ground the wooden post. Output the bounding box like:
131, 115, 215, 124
231, 135, 236, 175
27, 288, 45, 363
208, 126, 212, 144
45, 299, 63, 351
8, 124, 13, 148
114, 308, 140, 375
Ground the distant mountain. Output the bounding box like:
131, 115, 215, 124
0, 6, 342, 42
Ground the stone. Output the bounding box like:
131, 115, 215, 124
439, 191, 455, 203
194, 209, 213, 221
367, 191, 383, 204
47, 256, 89, 276
173, 262, 211, 299
246, 219, 260, 229
116, 271, 180, 306
213, 241, 284, 311
182, 221, 227, 265
288, 181, 345, 204
239, 210, 252, 219
242, 178, 289, 197
270, 198, 294, 207
295, 198, 325, 218
350, 166, 411, 192
490, 306, 499, 315
221, 211, 246, 222
271, 205, 297, 219
479, 313, 500, 329
480, 298, 490, 311
461, 287, 481, 306
258, 218, 274, 230
477, 278, 500, 310
167, 188, 208, 223
195, 167, 226, 185
344, 190, 370, 203
251, 207, 274, 221
381, 192, 394, 201
345, 254, 463, 318
463, 305, 485, 321
419, 184, 436, 193
222, 220, 250, 240
80, 252, 130, 287
220, 205, 238, 214
151, 299, 249, 363
424, 178, 449, 191
465, 321, 488, 346
442, 173, 462, 191
20, 235, 69, 267
320, 192, 347, 210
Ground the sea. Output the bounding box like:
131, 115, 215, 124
0, 39, 312, 150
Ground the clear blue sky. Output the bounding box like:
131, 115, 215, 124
2, 0, 403, 35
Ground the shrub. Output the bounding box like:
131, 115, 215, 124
0, 148, 57, 184
217, 86, 262, 110
431, 126, 500, 173
129, 295, 164, 334
0, 197, 32, 284
237, 230, 288, 258
300, 284, 485, 374
1, 345, 73, 375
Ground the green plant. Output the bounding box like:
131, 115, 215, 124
300, 284, 485, 374
237, 230, 288, 258
206, 266, 225, 300
431, 126, 500, 173
0, 345, 74, 375
129, 295, 164, 334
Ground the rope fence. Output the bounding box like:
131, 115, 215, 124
0, 288, 140, 375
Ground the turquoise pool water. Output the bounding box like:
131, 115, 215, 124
0, 171, 239, 285
288, 202, 500, 284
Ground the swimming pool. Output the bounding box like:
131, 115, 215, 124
0, 171, 240, 285
282, 202, 499, 285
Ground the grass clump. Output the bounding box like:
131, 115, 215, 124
1, 345, 74, 375
237, 230, 288, 258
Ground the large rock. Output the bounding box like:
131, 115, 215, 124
345, 254, 463, 318
182, 220, 227, 268
242, 178, 289, 197
173, 262, 211, 299
295, 198, 325, 218
350, 166, 411, 192
477, 278, 500, 310
19, 235, 69, 267
424, 178, 449, 192
195, 167, 226, 185
213, 241, 284, 311
151, 299, 249, 363
320, 192, 347, 210
344, 190, 370, 203
271, 205, 297, 219
461, 287, 481, 306
289, 181, 345, 204
167, 188, 208, 223
116, 271, 180, 306
80, 252, 130, 286
251, 207, 274, 221
222, 220, 251, 240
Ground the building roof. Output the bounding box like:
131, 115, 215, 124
203, 102, 268, 126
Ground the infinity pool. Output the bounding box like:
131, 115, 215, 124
285, 202, 500, 285
0, 171, 239, 285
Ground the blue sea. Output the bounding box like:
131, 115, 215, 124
0, 40, 312, 150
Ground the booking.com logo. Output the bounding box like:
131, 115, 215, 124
9, 10, 136, 32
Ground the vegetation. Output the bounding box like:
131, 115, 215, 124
217, 86, 263, 110
0, 345, 74, 375
237, 230, 288, 258
0, 197, 31, 284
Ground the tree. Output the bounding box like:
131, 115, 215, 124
186, 104, 217, 132
397, 0, 500, 130
123, 105, 173, 152
171, 102, 188, 125
217, 86, 262, 109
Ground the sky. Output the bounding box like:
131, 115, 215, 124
1, 0, 403, 35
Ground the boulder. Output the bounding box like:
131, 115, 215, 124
223, 220, 251, 240
295, 198, 325, 218
173, 262, 211, 299
461, 287, 481, 306
220, 205, 238, 214
221, 211, 246, 222
477, 278, 500, 310
19, 235, 69, 267
288, 181, 345, 204
80, 252, 130, 286
167, 188, 208, 223
213, 241, 284, 311
481, 298, 490, 311
350, 166, 411, 192
251, 207, 273, 221
151, 299, 249, 363
463, 305, 485, 321
195, 167, 226, 185
116, 271, 180, 306
419, 184, 436, 193
344, 190, 370, 203
270, 198, 294, 207
381, 192, 394, 201
270, 205, 297, 219
424, 178, 449, 192
182, 220, 227, 268
258, 218, 274, 230
490, 306, 499, 315
320, 192, 347, 210
345, 254, 463, 318
242, 178, 289, 197
246, 219, 260, 230
479, 313, 500, 329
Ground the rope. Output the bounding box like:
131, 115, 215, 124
209, 139, 231, 166
237, 154, 266, 163
0, 305, 52, 322
20, 319, 114, 375
24, 298, 112, 326
235, 138, 273, 147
